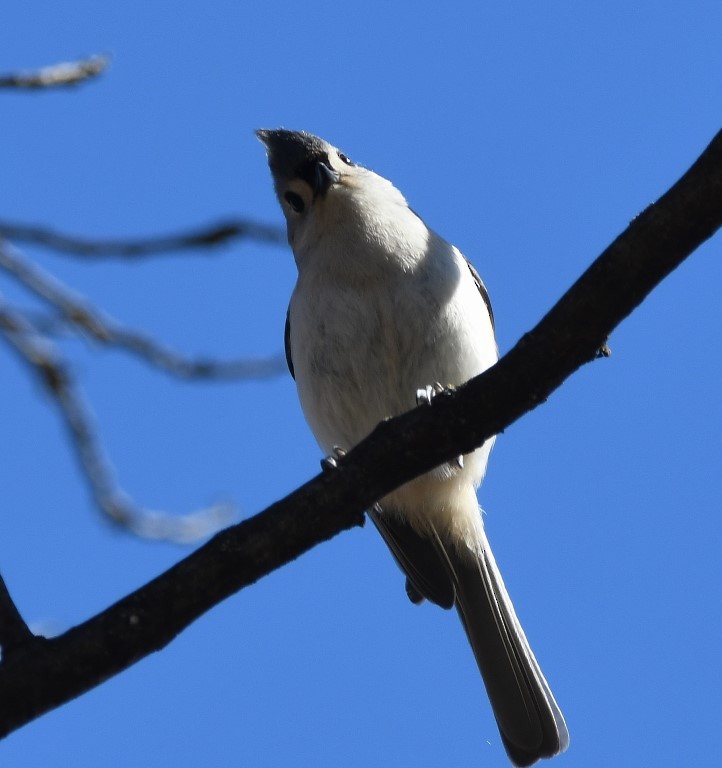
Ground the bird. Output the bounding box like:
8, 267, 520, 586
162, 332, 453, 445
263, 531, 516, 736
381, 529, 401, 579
257, 128, 569, 766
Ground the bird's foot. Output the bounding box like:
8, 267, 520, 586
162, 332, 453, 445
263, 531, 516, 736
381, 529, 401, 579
415, 382, 446, 406
320, 445, 347, 472
596, 340, 612, 358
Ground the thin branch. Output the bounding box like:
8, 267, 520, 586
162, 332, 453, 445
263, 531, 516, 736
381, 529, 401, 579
0, 241, 286, 380
0, 217, 286, 259
0, 297, 233, 543
0, 574, 35, 660
0, 56, 109, 90
1, 127, 720, 738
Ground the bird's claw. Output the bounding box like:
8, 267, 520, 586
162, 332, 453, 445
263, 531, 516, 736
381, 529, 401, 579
596, 342, 612, 358
321, 445, 347, 472
415, 382, 446, 406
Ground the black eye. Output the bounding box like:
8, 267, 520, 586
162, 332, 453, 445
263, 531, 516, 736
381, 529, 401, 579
284, 191, 305, 213
337, 151, 353, 166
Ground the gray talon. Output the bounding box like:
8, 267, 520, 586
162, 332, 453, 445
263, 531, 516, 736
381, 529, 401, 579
321, 456, 339, 471
321, 445, 347, 471
416, 382, 446, 407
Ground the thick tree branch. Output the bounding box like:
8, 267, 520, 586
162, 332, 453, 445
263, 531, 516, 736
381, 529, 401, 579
0, 217, 285, 259
0, 56, 108, 90
0, 574, 34, 660
1, 128, 720, 739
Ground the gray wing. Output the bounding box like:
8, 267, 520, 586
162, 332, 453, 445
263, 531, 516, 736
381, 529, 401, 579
465, 258, 495, 331
284, 307, 295, 380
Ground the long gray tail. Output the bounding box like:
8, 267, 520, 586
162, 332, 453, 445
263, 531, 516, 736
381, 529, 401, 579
454, 526, 569, 766
369, 507, 569, 766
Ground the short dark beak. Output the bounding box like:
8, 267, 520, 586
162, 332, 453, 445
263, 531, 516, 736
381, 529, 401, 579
314, 161, 341, 196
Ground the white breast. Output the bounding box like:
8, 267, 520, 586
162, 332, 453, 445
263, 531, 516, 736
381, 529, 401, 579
289, 189, 497, 547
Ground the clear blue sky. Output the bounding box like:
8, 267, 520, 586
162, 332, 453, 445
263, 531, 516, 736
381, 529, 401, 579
1, 3, 720, 767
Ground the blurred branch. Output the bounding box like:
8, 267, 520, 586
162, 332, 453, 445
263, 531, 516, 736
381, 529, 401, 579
0, 56, 109, 90
0, 241, 286, 379
0, 294, 233, 543
1, 127, 720, 739
0, 217, 286, 259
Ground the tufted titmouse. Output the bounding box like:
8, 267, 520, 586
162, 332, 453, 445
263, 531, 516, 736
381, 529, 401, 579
257, 129, 569, 766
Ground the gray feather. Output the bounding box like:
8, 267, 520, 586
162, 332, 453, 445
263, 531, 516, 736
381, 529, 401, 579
371, 505, 569, 767
454, 526, 569, 765
368, 506, 455, 608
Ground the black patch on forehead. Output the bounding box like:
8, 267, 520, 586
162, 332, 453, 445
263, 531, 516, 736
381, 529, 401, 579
256, 129, 330, 186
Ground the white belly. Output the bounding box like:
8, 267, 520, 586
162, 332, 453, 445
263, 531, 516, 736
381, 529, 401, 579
289, 238, 497, 547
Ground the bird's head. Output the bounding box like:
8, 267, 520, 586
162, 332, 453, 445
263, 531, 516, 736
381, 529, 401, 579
256, 129, 412, 263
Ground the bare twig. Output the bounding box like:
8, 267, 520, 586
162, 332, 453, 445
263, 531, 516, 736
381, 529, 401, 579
0, 217, 286, 259
0, 241, 286, 379
0, 56, 109, 90
0, 296, 233, 542
0, 127, 720, 738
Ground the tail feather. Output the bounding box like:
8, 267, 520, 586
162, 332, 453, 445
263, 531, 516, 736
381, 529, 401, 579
370, 506, 568, 766
453, 527, 569, 765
